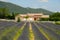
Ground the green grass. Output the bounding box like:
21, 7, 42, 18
55, 21, 60, 25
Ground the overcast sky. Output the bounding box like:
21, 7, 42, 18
0, 0, 60, 12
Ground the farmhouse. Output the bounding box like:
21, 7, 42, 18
15, 13, 49, 21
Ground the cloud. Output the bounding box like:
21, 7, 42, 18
39, 0, 48, 2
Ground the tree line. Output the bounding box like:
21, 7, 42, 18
40, 12, 60, 21
0, 7, 19, 19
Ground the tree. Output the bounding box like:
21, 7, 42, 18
0, 7, 10, 19
17, 17, 20, 22
40, 18, 49, 21
25, 16, 29, 21
49, 12, 60, 21
3, 7, 9, 18
25, 16, 29, 19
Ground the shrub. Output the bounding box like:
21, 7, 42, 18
17, 18, 20, 22
55, 21, 60, 25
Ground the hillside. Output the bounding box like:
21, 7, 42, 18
0, 1, 53, 15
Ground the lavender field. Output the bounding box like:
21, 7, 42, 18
0, 21, 60, 40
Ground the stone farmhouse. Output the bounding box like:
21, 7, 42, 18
15, 13, 49, 21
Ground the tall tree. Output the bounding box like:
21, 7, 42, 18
49, 12, 60, 21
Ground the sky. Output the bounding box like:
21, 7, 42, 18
0, 0, 60, 12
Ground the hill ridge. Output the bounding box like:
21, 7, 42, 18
0, 1, 53, 15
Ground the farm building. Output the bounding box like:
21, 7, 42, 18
15, 13, 49, 21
